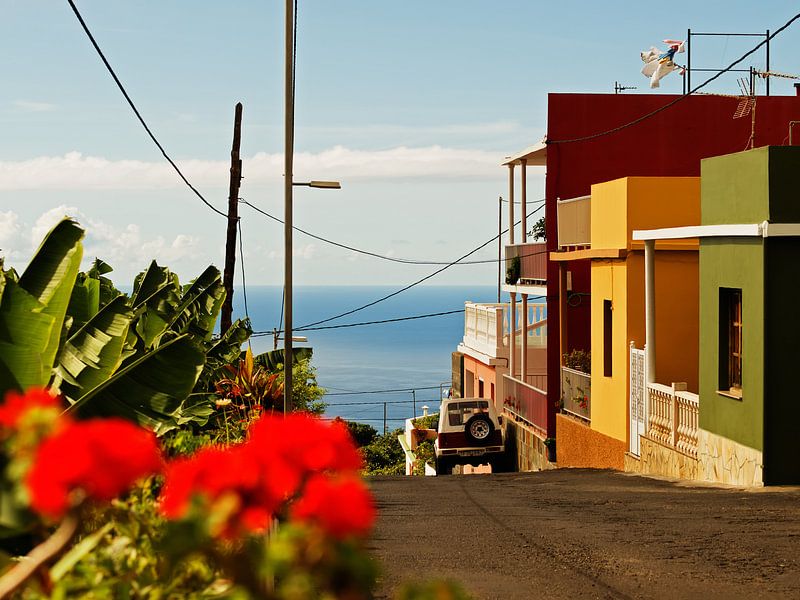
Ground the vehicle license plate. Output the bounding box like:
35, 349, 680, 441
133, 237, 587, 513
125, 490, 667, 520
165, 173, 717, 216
460, 450, 484, 456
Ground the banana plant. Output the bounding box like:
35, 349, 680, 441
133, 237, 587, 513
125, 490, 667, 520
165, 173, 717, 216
0, 218, 249, 435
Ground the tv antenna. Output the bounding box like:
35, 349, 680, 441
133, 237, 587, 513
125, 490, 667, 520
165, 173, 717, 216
614, 81, 637, 94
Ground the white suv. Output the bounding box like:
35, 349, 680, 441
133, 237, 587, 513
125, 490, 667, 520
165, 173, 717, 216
434, 398, 506, 474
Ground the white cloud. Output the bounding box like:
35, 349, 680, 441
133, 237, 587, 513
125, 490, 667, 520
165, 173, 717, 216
0, 146, 501, 191
0, 210, 21, 250
13, 100, 57, 113
4, 206, 203, 278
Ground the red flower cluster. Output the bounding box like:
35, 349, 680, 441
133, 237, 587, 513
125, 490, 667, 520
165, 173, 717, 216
0, 387, 60, 430
26, 418, 162, 519
160, 413, 374, 540
291, 474, 375, 539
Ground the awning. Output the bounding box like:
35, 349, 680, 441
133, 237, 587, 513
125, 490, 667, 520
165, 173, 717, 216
501, 140, 547, 167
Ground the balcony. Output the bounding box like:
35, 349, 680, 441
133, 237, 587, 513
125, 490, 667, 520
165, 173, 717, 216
505, 241, 547, 285
461, 302, 509, 359
503, 374, 547, 434
557, 195, 591, 249
560, 367, 590, 422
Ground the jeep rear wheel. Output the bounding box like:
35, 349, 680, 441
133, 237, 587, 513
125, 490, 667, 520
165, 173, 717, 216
464, 414, 494, 446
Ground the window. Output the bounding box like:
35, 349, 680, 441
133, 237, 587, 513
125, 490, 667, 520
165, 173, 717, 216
447, 400, 489, 427
719, 288, 743, 395
603, 300, 613, 377
490, 382, 495, 401
478, 378, 485, 398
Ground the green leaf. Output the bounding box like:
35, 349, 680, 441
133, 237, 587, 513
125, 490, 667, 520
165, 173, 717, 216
168, 266, 225, 341
0, 276, 55, 392
66, 274, 101, 334
17, 218, 84, 377
57, 295, 134, 399
68, 335, 206, 434
50, 522, 113, 582
254, 347, 313, 372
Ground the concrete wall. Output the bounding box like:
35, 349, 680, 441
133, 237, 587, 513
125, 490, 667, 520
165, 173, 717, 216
505, 418, 553, 472
555, 413, 625, 470
697, 428, 763, 487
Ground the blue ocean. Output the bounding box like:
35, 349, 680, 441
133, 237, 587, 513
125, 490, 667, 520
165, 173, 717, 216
232, 285, 498, 431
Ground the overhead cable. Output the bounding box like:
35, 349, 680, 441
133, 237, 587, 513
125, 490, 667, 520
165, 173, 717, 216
296, 204, 545, 330
239, 198, 546, 265
64, 0, 227, 218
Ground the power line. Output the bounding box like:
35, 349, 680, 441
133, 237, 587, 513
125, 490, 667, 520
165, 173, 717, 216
548, 12, 800, 145
64, 0, 227, 218
252, 308, 464, 335
327, 399, 416, 406
239, 198, 546, 265
324, 385, 444, 396
236, 218, 250, 320
296, 204, 545, 330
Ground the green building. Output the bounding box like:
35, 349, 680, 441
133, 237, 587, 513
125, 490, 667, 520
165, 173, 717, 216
634, 146, 800, 486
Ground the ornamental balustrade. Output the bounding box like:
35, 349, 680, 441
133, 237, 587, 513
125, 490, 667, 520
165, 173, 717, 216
646, 381, 699, 458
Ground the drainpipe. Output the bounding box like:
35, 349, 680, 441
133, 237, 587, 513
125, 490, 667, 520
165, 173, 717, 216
521, 293, 528, 384
644, 240, 656, 384
510, 292, 517, 379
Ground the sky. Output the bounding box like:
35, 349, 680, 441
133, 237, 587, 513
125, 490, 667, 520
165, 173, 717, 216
2, 1, 800, 286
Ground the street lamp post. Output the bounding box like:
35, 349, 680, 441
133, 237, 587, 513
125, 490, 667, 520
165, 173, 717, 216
284, 0, 341, 414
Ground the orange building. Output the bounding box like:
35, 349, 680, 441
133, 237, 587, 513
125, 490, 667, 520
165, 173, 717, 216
553, 177, 700, 469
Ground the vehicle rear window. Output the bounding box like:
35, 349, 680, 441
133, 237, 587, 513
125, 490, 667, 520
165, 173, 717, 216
447, 400, 489, 427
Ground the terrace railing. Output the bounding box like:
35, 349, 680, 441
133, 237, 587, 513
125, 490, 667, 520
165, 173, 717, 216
557, 195, 591, 249
505, 242, 547, 285
462, 303, 508, 358
503, 374, 547, 434
646, 382, 699, 458
560, 367, 590, 422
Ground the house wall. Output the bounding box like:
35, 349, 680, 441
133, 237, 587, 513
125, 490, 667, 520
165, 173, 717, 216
589, 177, 700, 447
556, 413, 625, 470
698, 238, 764, 452
763, 233, 800, 483
463, 354, 502, 406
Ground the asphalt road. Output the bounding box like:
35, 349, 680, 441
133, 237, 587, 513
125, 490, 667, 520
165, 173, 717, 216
367, 469, 800, 599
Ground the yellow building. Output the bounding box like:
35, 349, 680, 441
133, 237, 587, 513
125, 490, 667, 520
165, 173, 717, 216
554, 177, 700, 469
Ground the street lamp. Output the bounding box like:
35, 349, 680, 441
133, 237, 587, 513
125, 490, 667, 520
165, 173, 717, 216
284, 0, 341, 414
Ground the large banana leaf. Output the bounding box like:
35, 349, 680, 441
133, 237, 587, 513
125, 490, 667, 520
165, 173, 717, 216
254, 347, 313, 372
67, 334, 206, 435
168, 266, 225, 341
55, 295, 135, 398
0, 276, 55, 392
197, 317, 252, 389
66, 274, 100, 335
17, 218, 84, 378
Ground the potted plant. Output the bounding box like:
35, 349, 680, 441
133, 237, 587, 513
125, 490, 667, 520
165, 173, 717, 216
505, 256, 521, 285
543, 437, 556, 463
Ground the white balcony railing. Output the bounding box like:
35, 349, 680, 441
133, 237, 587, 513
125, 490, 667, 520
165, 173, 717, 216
462, 303, 509, 358
646, 382, 699, 458
557, 195, 591, 249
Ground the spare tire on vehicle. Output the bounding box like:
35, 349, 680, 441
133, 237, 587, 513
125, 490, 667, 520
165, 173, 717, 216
464, 414, 494, 446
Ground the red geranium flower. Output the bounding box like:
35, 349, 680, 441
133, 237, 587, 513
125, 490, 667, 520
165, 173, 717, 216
160, 443, 300, 538
247, 413, 364, 474
26, 418, 162, 519
0, 387, 62, 430
291, 474, 375, 539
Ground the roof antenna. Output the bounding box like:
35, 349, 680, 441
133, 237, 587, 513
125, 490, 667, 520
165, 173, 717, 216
614, 81, 637, 94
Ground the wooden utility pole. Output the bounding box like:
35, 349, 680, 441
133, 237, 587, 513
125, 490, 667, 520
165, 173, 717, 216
221, 102, 243, 334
